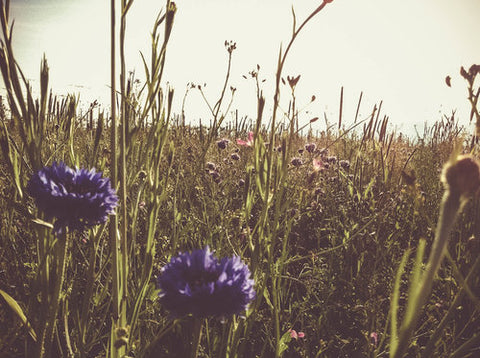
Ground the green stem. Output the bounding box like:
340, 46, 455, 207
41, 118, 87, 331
392, 190, 461, 358
40, 231, 68, 358
421, 252, 480, 357
109, 1, 121, 357
191, 318, 204, 358
273, 276, 281, 358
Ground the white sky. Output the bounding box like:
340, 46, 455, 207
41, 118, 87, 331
6, 0, 480, 136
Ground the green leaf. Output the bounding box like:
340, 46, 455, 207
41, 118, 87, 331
0, 289, 37, 341
390, 249, 410, 356
278, 330, 292, 356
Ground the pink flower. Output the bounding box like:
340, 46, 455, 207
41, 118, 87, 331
313, 159, 325, 172
288, 329, 305, 340
370, 332, 378, 347
236, 131, 254, 147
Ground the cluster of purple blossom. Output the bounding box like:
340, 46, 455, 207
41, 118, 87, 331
28, 161, 256, 319
289, 143, 351, 174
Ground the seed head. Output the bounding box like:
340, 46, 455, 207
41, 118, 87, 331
442, 155, 480, 198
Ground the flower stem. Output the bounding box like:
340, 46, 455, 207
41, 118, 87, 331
39, 231, 68, 358
190, 318, 204, 358
392, 190, 461, 358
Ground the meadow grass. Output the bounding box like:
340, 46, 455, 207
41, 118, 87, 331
1, 0, 480, 357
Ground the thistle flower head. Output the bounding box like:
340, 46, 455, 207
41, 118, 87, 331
305, 143, 316, 153
231, 153, 241, 161
290, 157, 303, 167
157, 246, 255, 318
216, 138, 229, 150
27, 161, 118, 234
339, 159, 350, 170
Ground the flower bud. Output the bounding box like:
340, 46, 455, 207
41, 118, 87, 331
442, 155, 480, 198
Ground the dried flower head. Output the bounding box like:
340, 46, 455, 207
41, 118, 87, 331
157, 246, 255, 318
442, 155, 480, 198
27, 161, 118, 234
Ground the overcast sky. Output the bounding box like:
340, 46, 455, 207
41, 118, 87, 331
6, 0, 480, 136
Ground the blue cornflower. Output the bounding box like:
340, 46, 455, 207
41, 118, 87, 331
27, 161, 118, 234
157, 246, 255, 318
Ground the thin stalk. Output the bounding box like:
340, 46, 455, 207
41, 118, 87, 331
119, 0, 129, 335
272, 276, 282, 358
40, 232, 68, 358
109, 0, 121, 357
191, 318, 204, 358
392, 190, 461, 358
421, 252, 480, 357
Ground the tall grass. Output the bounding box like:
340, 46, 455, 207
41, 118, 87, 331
1, 0, 480, 357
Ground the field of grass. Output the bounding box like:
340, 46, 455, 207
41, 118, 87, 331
1, 1, 480, 357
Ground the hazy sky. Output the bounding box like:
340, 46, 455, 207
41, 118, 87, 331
6, 0, 480, 136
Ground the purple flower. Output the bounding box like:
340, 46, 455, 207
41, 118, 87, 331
208, 170, 222, 184
231, 153, 241, 161
339, 160, 350, 170
216, 138, 229, 150
326, 156, 337, 164
206, 162, 217, 171
290, 157, 303, 167
305, 143, 316, 153
157, 246, 255, 318
27, 161, 118, 234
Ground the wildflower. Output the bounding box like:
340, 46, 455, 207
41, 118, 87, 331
370, 332, 378, 347
288, 329, 305, 339
231, 153, 240, 161
312, 159, 324, 172
290, 157, 303, 167
236, 131, 254, 147
339, 159, 350, 170
206, 162, 217, 171
27, 161, 118, 234
319, 147, 328, 156
157, 246, 255, 318
208, 170, 222, 183
238, 179, 245, 187
326, 156, 337, 164
305, 142, 316, 153
216, 138, 229, 150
